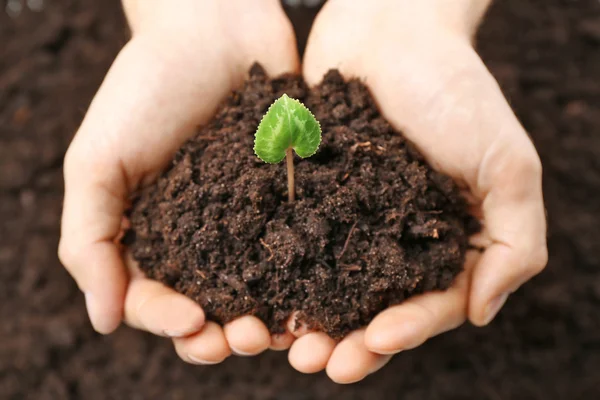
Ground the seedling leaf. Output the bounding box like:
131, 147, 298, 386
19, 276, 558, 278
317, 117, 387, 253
254, 94, 321, 163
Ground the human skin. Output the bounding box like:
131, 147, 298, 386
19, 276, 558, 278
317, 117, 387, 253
59, 0, 300, 364
289, 0, 548, 383
59, 0, 547, 383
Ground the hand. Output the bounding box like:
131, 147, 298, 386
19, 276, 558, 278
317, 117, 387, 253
59, 0, 298, 364
290, 0, 548, 383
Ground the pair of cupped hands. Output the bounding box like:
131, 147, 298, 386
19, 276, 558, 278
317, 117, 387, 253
59, 0, 547, 384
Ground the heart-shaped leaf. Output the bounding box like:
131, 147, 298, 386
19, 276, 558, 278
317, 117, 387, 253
254, 94, 322, 164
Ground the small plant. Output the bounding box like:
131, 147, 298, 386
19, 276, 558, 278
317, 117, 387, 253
254, 94, 322, 202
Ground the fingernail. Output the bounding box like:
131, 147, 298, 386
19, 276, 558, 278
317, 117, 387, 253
84, 291, 120, 334
372, 348, 404, 356
230, 346, 254, 356
84, 292, 98, 329
188, 354, 221, 365
163, 329, 186, 338
483, 292, 509, 325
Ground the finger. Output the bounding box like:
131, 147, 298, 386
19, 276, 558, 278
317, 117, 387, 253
173, 322, 231, 365
123, 276, 205, 337
288, 332, 336, 374
469, 137, 547, 326
270, 331, 295, 351
223, 316, 271, 356
59, 154, 128, 334
123, 254, 205, 337
365, 251, 478, 354
326, 330, 392, 384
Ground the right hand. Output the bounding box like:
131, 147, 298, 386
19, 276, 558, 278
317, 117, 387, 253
288, 0, 548, 383
59, 0, 299, 364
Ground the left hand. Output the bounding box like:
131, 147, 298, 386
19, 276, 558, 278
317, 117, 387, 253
59, 0, 299, 364
288, 0, 548, 383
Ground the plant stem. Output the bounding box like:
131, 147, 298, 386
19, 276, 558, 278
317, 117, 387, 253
286, 147, 295, 202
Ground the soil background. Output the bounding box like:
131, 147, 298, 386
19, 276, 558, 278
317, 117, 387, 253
1, 0, 599, 399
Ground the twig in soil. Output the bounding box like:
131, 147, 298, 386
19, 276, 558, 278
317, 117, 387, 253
259, 238, 274, 261
337, 221, 358, 261
194, 269, 207, 279
385, 210, 402, 223
350, 141, 372, 152
349, 141, 386, 154
408, 276, 423, 290
340, 264, 362, 272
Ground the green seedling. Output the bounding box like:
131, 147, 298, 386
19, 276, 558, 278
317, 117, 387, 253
254, 94, 322, 202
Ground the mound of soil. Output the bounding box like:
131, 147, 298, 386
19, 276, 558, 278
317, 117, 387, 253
126, 65, 476, 338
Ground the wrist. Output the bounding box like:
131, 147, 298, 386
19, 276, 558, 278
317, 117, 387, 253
324, 0, 491, 41
123, 0, 284, 36
123, 0, 298, 80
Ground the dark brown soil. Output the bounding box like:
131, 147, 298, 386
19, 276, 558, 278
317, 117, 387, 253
1, 0, 599, 399
126, 65, 476, 339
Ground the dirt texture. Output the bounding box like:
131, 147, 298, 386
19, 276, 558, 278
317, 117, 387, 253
1, 0, 599, 399
126, 65, 475, 338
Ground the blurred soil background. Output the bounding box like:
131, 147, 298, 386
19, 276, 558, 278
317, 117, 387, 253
1, 0, 599, 398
